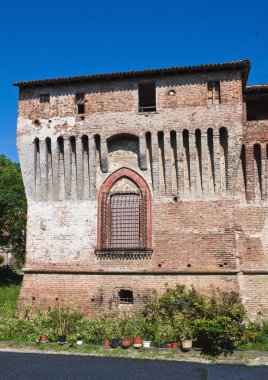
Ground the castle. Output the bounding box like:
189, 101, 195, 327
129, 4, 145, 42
14, 60, 268, 318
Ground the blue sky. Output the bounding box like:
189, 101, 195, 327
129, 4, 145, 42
1, 0, 268, 162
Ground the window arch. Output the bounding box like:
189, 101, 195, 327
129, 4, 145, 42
96, 168, 152, 257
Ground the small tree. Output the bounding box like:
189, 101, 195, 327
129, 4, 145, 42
0, 155, 26, 268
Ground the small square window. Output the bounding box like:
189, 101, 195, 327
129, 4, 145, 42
138, 83, 156, 112
207, 81, 220, 105
40, 94, 50, 103
119, 289, 133, 304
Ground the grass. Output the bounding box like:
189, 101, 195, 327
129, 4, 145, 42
0, 266, 21, 315
0, 284, 20, 309
238, 342, 268, 351
0, 266, 22, 314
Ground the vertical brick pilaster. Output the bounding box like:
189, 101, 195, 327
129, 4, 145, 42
151, 133, 159, 196
51, 139, 59, 201
100, 138, 108, 173
246, 144, 254, 201
76, 137, 84, 200
177, 131, 184, 196
89, 138, 96, 200
201, 132, 208, 195
213, 130, 221, 195
39, 140, 47, 201
164, 132, 172, 195
139, 135, 147, 170
64, 138, 71, 200
189, 132, 196, 195
261, 144, 266, 201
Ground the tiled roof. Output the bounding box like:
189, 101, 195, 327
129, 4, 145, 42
13, 60, 250, 87
245, 84, 268, 93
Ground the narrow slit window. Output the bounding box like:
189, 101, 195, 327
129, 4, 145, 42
207, 81, 220, 105
77, 104, 85, 114
119, 289, 133, 304
138, 83, 156, 112
75, 93, 85, 114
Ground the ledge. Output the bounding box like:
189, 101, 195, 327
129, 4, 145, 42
94, 248, 153, 259
21, 268, 239, 275
242, 269, 268, 275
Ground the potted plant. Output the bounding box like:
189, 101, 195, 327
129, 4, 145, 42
133, 336, 142, 349
119, 318, 133, 349
77, 337, 83, 345
89, 317, 106, 345
110, 338, 121, 348
131, 319, 143, 349
40, 335, 47, 344
103, 338, 110, 347
141, 320, 157, 348
109, 320, 121, 348
56, 309, 70, 344
154, 323, 173, 348
179, 320, 193, 351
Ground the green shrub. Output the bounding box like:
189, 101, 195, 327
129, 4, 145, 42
0, 255, 4, 265
144, 285, 205, 326
143, 285, 245, 354
194, 316, 243, 354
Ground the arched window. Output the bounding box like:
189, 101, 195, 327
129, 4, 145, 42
96, 168, 152, 258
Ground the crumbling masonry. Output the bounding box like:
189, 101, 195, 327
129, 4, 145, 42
14, 60, 268, 318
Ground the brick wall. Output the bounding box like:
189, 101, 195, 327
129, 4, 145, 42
18, 273, 239, 316
16, 64, 268, 318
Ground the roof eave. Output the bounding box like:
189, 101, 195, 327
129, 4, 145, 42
13, 60, 251, 88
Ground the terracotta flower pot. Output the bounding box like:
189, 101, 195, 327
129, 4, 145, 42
171, 342, 178, 349
103, 338, 110, 347
121, 338, 131, 349
40, 335, 47, 344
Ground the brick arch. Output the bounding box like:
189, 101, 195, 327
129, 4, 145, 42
106, 132, 139, 142
97, 168, 152, 250
105, 130, 140, 140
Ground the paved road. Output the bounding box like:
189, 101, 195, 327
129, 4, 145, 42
0, 352, 268, 380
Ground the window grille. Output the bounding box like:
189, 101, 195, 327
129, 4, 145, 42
110, 193, 140, 248
100, 191, 147, 250
119, 289, 133, 304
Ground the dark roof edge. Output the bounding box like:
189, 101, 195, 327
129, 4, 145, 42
245, 84, 268, 93
13, 59, 250, 88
